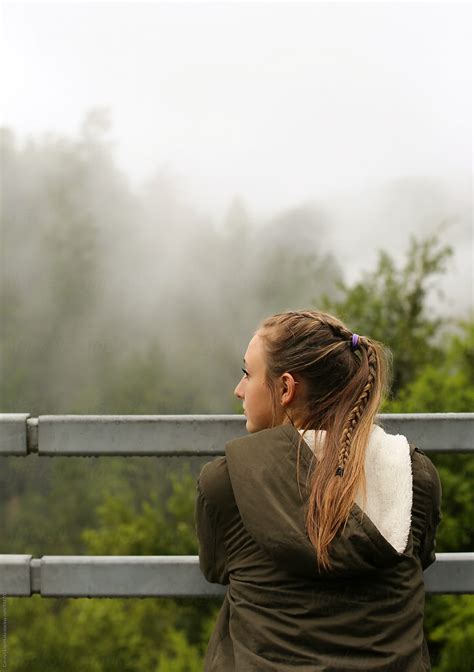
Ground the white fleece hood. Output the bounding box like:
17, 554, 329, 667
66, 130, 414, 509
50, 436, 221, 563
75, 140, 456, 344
300, 424, 413, 554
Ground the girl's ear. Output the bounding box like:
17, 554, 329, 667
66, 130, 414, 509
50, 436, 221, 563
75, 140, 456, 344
279, 372, 299, 406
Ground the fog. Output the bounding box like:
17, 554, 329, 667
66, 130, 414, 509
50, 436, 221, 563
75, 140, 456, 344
1, 2, 472, 414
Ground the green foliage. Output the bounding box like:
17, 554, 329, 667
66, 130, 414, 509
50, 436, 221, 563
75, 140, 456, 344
0, 456, 127, 555
82, 465, 199, 555
425, 595, 474, 672
321, 233, 453, 396
431, 452, 474, 554
5, 465, 222, 671
78, 342, 194, 415
7, 595, 218, 672
155, 628, 205, 672
387, 319, 474, 413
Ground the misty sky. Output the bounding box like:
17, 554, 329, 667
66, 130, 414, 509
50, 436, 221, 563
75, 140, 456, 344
2, 2, 471, 213
1, 1, 472, 314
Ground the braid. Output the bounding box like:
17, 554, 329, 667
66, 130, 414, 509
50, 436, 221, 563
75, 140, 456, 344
312, 316, 376, 478
336, 339, 377, 476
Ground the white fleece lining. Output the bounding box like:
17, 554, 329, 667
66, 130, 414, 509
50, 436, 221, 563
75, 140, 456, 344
299, 425, 412, 553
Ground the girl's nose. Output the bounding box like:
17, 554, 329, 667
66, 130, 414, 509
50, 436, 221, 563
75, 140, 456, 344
234, 380, 244, 399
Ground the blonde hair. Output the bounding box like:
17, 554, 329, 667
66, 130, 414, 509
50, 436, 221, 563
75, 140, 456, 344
258, 310, 392, 571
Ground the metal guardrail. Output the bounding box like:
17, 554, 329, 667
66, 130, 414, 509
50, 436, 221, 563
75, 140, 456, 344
0, 414, 473, 597
0, 554, 472, 597
1, 413, 473, 456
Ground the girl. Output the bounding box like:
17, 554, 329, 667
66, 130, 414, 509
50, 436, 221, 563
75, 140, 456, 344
195, 310, 442, 671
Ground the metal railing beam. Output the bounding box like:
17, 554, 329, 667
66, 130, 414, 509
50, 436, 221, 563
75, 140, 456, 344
0, 554, 472, 597
0, 414, 472, 456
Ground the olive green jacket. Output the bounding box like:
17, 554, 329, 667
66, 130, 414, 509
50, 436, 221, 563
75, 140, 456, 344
195, 424, 442, 671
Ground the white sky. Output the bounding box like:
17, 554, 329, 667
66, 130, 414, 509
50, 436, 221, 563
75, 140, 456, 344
1, 1, 472, 218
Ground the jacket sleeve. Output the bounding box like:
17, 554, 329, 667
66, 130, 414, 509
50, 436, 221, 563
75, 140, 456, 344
195, 459, 230, 585
411, 447, 442, 570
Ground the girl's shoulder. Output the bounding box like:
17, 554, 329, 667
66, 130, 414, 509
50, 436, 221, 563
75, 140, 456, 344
197, 456, 234, 512
409, 446, 442, 568
410, 445, 442, 503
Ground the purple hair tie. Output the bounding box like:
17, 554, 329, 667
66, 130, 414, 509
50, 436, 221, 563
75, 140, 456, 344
351, 334, 360, 351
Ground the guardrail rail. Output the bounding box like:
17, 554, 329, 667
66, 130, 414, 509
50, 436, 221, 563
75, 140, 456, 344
0, 413, 473, 597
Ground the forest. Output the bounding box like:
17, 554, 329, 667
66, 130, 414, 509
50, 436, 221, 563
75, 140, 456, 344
0, 117, 473, 671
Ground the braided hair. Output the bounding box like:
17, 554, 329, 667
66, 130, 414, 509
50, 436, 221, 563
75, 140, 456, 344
258, 310, 392, 571
336, 336, 378, 476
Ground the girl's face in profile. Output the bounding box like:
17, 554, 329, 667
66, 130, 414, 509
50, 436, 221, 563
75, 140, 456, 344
234, 332, 275, 433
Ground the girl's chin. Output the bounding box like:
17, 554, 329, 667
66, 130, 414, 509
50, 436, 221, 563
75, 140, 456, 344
245, 419, 266, 434
245, 419, 257, 433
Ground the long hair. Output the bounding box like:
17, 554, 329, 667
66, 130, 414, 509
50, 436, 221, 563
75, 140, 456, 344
258, 310, 392, 571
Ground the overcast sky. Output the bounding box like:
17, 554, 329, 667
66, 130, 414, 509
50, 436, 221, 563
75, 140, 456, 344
2, 1, 471, 218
